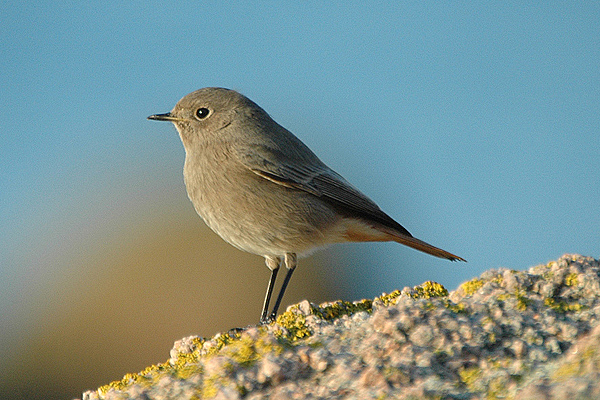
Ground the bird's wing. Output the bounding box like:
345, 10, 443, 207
235, 144, 413, 237
235, 143, 466, 262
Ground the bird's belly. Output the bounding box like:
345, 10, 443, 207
185, 165, 340, 257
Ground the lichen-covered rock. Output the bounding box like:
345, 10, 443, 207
81, 254, 600, 400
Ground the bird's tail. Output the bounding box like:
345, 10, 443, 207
340, 218, 465, 262
388, 232, 466, 262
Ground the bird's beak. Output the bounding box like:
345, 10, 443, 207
147, 112, 179, 122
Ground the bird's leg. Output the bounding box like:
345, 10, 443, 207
260, 256, 281, 324
268, 253, 297, 322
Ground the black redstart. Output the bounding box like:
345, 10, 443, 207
148, 87, 465, 323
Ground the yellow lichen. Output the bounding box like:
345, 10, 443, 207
486, 376, 510, 400
273, 297, 375, 343
552, 347, 597, 381
275, 309, 312, 341
565, 273, 579, 286
514, 289, 531, 311
544, 298, 585, 313
316, 298, 373, 319
408, 281, 449, 299
222, 335, 283, 366
204, 331, 244, 356
444, 300, 468, 314
201, 374, 220, 398
97, 361, 175, 395
497, 289, 531, 311
491, 273, 504, 285
459, 278, 484, 296
459, 366, 482, 389
377, 289, 402, 306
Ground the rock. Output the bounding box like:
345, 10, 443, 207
81, 254, 600, 400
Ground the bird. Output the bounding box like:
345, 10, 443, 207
148, 87, 465, 323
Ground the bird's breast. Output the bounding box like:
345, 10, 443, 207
182, 152, 342, 257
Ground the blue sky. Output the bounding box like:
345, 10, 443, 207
1, 2, 599, 397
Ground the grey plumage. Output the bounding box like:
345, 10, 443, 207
148, 87, 465, 323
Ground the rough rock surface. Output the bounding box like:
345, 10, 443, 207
81, 254, 600, 399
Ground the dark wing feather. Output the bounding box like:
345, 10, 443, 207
235, 144, 413, 237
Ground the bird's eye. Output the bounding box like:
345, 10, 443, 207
195, 107, 210, 120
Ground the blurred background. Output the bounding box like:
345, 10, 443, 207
1, 2, 598, 399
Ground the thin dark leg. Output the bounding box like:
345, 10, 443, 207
268, 253, 297, 322
260, 257, 281, 324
